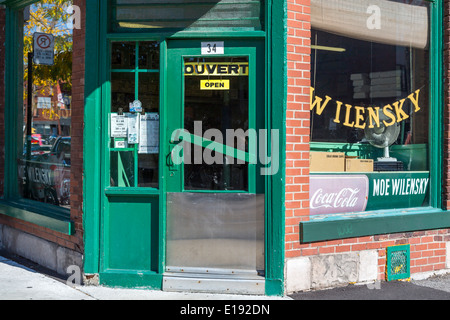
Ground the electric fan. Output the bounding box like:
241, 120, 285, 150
364, 114, 402, 170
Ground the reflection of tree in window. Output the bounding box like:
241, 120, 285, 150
19, 0, 73, 208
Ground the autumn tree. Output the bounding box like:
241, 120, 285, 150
23, 0, 73, 93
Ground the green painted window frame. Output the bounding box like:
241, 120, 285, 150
83, 0, 286, 296
300, 0, 450, 244
108, 40, 161, 189
1, 0, 73, 235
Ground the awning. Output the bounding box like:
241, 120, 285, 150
311, 0, 429, 49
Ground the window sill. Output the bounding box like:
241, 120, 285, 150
299, 207, 450, 243
0, 199, 73, 235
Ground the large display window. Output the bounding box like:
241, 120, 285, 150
310, 0, 431, 215
17, 0, 73, 208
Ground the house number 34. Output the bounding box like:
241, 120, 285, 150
201, 42, 224, 55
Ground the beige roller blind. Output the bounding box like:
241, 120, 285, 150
311, 0, 429, 49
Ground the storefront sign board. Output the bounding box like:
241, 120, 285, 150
310, 172, 430, 215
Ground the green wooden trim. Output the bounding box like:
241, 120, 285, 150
0, 201, 73, 235
111, 69, 159, 73
4, 7, 20, 200
104, 187, 159, 196
159, 39, 168, 276
429, 0, 443, 209
106, 31, 266, 41
99, 271, 163, 289
0, 0, 35, 9
82, 0, 103, 274
300, 208, 450, 243
264, 0, 286, 297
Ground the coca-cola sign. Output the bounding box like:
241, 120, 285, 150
310, 175, 369, 215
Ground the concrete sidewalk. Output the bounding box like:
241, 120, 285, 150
2, 252, 450, 300
0, 254, 289, 300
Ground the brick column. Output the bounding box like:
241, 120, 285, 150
285, 0, 311, 258
69, 0, 86, 249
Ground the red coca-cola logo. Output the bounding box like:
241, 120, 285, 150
310, 175, 369, 215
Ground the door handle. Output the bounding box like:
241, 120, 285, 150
167, 137, 183, 171
169, 136, 183, 145
166, 146, 177, 171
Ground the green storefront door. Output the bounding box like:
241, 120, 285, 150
100, 38, 266, 291
163, 39, 266, 291
101, 41, 162, 288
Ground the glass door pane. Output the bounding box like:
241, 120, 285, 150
165, 44, 265, 276
109, 41, 160, 188
183, 57, 250, 191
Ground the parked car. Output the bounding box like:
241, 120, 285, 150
18, 137, 71, 207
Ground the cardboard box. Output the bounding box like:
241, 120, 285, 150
345, 158, 374, 172
310, 152, 345, 172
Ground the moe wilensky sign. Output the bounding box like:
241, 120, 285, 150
310, 172, 429, 215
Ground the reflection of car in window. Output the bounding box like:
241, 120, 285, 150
39, 137, 71, 166
22, 144, 51, 157
18, 137, 71, 208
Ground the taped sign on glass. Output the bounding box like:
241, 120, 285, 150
110, 114, 127, 138
127, 113, 139, 144
33, 32, 55, 66
139, 113, 160, 154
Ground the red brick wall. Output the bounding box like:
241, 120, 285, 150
297, 230, 450, 280
0, 1, 85, 254
286, 0, 450, 278
69, 0, 86, 251
285, 0, 312, 258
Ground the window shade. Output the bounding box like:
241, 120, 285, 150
113, 0, 264, 31
311, 0, 429, 49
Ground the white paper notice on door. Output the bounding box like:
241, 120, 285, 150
110, 114, 127, 138
139, 113, 159, 154
126, 113, 140, 144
